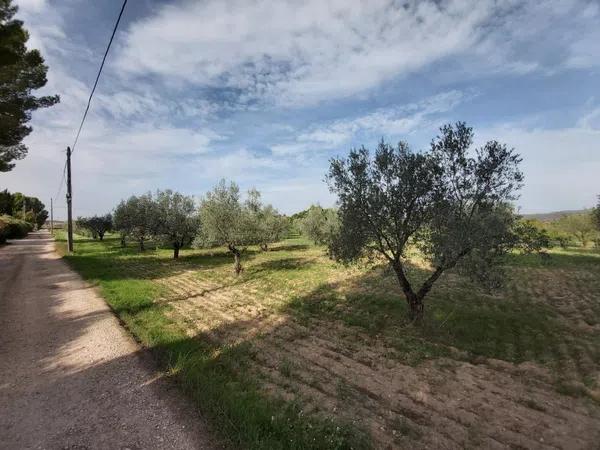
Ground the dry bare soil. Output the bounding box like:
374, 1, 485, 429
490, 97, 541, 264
58, 234, 600, 449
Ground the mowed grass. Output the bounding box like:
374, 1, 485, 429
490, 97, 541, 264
55, 232, 600, 447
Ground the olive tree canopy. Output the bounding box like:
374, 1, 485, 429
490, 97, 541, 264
155, 189, 199, 259
245, 188, 288, 251
327, 122, 527, 321
194, 180, 258, 274
112, 193, 159, 251
555, 212, 596, 247
299, 205, 339, 246
76, 214, 112, 240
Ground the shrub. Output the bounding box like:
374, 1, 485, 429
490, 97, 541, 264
0, 214, 34, 243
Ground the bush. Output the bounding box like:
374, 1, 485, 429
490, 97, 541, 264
0, 214, 34, 243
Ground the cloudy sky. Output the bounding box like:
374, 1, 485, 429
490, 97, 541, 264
3, 0, 600, 218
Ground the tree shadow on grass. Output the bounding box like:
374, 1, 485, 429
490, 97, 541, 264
282, 260, 595, 368
266, 243, 311, 252
248, 256, 320, 273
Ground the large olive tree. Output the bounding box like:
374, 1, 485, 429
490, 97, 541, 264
327, 122, 525, 321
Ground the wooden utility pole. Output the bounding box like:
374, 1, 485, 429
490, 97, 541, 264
66, 146, 74, 252
50, 197, 53, 234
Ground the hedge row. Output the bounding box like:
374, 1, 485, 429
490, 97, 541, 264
0, 215, 34, 244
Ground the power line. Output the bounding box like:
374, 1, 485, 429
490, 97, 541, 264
71, 0, 128, 155
54, 0, 128, 204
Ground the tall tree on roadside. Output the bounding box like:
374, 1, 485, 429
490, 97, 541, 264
0, 0, 59, 171
194, 180, 257, 274
0, 189, 13, 214
11, 192, 47, 228
327, 123, 527, 322
155, 190, 199, 259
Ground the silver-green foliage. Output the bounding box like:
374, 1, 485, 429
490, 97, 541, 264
299, 205, 339, 246
194, 180, 256, 273
194, 180, 286, 272
154, 189, 199, 258
327, 122, 526, 321
113, 193, 159, 251
245, 188, 288, 250
554, 212, 597, 247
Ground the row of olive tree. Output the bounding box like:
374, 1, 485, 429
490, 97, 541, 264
112, 190, 198, 258
112, 185, 288, 265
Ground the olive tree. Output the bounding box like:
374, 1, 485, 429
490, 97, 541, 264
327, 122, 525, 321
113, 199, 135, 247
555, 213, 596, 247
245, 188, 288, 251
132, 193, 159, 251
112, 193, 159, 251
155, 189, 199, 259
299, 205, 339, 245
76, 214, 112, 240
194, 180, 257, 274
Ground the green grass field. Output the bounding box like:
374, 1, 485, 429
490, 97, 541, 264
55, 233, 600, 449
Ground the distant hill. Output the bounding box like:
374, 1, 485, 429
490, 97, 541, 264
522, 209, 591, 222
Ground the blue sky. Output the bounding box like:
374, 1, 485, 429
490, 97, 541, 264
3, 0, 600, 218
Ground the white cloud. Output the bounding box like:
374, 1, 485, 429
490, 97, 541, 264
116, 0, 490, 106
115, 0, 600, 107
272, 90, 465, 155
477, 125, 600, 213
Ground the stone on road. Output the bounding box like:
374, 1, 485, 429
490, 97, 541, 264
0, 231, 217, 449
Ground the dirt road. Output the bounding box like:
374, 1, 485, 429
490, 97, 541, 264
0, 231, 218, 449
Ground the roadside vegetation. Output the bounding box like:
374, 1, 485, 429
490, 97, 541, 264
55, 124, 600, 448
0, 189, 48, 243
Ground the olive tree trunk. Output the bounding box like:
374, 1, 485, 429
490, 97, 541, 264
228, 244, 242, 275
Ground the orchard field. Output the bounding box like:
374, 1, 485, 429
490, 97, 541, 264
57, 232, 600, 449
